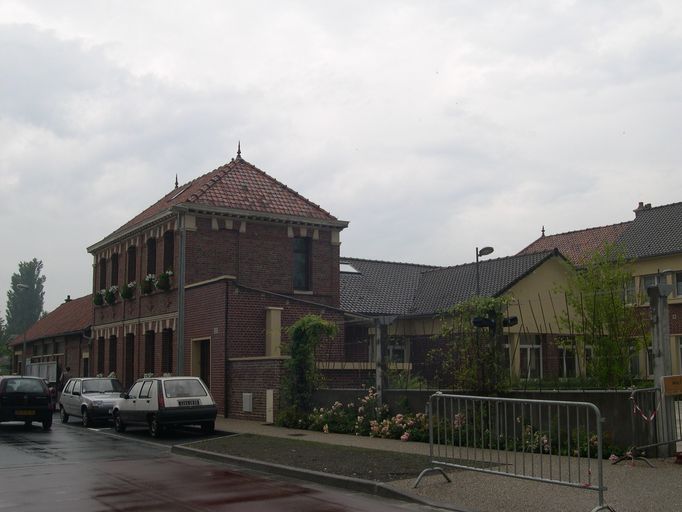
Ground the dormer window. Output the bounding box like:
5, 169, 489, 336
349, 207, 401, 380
293, 237, 311, 291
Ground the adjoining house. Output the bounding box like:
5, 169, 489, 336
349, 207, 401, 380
8, 294, 92, 382
340, 250, 573, 384
520, 201, 682, 377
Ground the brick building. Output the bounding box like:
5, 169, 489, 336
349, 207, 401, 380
85, 150, 351, 419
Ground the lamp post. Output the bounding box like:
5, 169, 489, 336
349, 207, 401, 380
16, 283, 29, 376
475, 246, 494, 296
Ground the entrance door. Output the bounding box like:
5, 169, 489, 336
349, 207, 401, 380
200, 340, 210, 386
191, 339, 211, 388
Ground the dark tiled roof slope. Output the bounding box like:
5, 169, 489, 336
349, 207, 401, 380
616, 201, 682, 259
340, 258, 440, 315
12, 295, 92, 346
518, 223, 631, 265
101, 157, 340, 244
408, 251, 559, 316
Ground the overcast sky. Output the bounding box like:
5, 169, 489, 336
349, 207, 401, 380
1, 1, 681, 314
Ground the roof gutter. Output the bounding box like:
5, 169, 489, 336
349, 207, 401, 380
171, 203, 350, 230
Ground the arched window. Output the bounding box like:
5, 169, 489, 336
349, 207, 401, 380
110, 254, 119, 287
99, 258, 107, 290
163, 231, 174, 272
127, 246, 137, 283
146, 238, 157, 276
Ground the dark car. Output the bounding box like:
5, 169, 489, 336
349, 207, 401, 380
60, 377, 124, 427
0, 376, 53, 430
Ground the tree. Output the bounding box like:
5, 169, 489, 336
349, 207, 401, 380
281, 314, 337, 412
427, 296, 512, 394
560, 244, 649, 387
5, 259, 46, 337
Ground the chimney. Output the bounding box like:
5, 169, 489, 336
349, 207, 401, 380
64, 295, 71, 303
633, 201, 651, 217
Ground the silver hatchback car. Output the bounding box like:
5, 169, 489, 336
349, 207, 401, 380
59, 377, 124, 427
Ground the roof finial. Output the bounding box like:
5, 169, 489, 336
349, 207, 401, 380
237, 141, 241, 159
175, 174, 179, 189
541, 226, 545, 237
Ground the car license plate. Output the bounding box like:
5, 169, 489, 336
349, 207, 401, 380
16, 410, 36, 416
178, 399, 200, 406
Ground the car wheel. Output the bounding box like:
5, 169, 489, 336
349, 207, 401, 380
60, 407, 69, 423
113, 412, 126, 433
201, 421, 215, 434
42, 417, 53, 431
149, 415, 163, 438
81, 408, 91, 427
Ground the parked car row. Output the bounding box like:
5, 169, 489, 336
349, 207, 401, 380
1, 375, 218, 439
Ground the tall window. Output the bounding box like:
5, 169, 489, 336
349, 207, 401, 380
99, 258, 107, 290
520, 334, 542, 379
640, 274, 658, 303
97, 337, 105, 374
161, 329, 173, 374
293, 237, 311, 290
108, 335, 117, 375
163, 231, 174, 272
676, 273, 682, 297
127, 246, 137, 283
146, 238, 157, 276
144, 331, 155, 374
111, 254, 119, 287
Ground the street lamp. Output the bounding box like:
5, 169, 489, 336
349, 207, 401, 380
475, 246, 494, 296
16, 283, 29, 376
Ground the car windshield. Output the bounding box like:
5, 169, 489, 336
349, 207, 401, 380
164, 379, 207, 398
82, 379, 123, 394
3, 378, 45, 394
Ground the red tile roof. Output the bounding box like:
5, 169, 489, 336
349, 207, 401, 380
100, 157, 342, 246
517, 222, 632, 265
11, 295, 92, 346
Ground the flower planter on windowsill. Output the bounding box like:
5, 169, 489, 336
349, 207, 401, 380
120, 282, 136, 300
93, 292, 104, 306
140, 280, 155, 295
156, 271, 173, 292
104, 286, 118, 305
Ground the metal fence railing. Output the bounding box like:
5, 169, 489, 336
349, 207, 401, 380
623, 387, 682, 462
415, 392, 612, 512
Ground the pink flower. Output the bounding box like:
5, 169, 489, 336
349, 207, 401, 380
401, 432, 410, 442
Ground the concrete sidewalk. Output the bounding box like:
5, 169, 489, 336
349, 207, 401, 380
209, 418, 681, 512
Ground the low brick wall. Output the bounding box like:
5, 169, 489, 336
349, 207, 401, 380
314, 388, 644, 449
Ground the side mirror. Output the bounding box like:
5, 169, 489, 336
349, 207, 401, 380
120, 393, 129, 399
73, 391, 80, 396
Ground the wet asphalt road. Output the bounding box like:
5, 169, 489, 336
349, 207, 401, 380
0, 415, 441, 512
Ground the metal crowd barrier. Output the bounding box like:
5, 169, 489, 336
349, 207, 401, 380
626, 387, 682, 460
415, 392, 612, 512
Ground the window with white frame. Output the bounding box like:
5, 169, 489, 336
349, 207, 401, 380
387, 337, 407, 364
520, 334, 542, 379
559, 346, 577, 378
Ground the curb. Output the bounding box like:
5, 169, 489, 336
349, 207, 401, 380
171, 444, 463, 511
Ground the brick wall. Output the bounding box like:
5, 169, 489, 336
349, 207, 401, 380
228, 359, 284, 420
